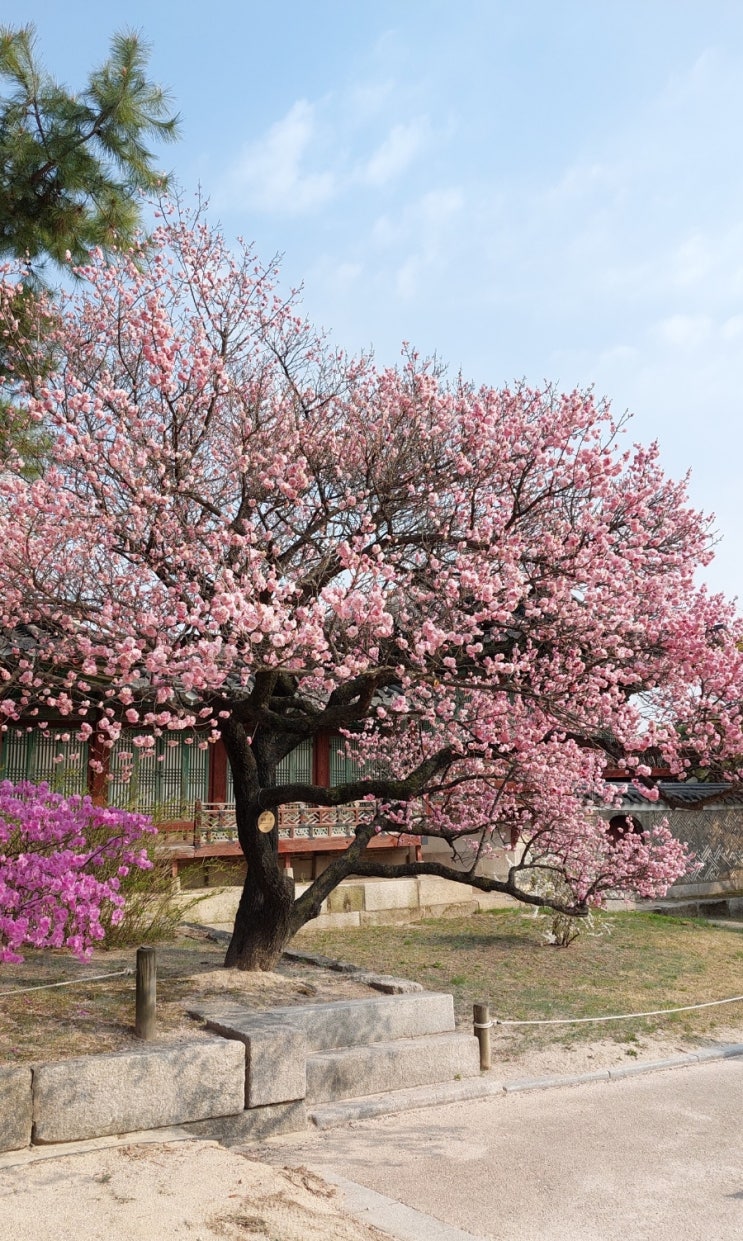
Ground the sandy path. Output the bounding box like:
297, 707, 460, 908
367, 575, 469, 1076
0, 1139, 391, 1241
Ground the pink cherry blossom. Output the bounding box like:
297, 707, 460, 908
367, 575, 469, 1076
1, 198, 742, 969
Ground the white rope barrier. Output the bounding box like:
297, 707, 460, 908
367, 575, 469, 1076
494, 994, 743, 1026
0, 968, 133, 997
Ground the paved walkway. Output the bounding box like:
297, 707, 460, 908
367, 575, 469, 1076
257, 1055, 743, 1240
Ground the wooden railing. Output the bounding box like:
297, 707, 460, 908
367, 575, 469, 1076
192, 799, 376, 846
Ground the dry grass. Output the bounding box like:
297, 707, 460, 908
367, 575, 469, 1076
0, 926, 374, 1066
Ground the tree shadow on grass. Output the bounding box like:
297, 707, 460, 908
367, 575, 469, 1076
423, 928, 540, 952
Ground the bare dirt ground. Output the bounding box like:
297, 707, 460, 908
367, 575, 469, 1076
489, 1020, 743, 1079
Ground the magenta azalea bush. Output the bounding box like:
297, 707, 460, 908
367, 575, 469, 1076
0, 780, 154, 962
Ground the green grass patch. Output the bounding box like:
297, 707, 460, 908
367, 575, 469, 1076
303, 910, 743, 1057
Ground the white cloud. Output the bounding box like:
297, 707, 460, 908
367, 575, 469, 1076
222, 100, 336, 215
391, 189, 465, 299
361, 119, 429, 186
373, 188, 463, 249
597, 344, 640, 366
371, 213, 400, 248
220, 95, 435, 216
419, 188, 464, 227
655, 314, 714, 348
721, 315, 743, 341
672, 232, 715, 289
347, 78, 395, 121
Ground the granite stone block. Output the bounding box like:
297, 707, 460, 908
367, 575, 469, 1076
32, 1038, 245, 1144
200, 1018, 307, 1106
305, 1031, 481, 1103
193, 991, 456, 1053
0, 1065, 33, 1152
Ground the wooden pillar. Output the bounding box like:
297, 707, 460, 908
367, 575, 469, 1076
135, 946, 157, 1040
210, 738, 228, 803
88, 726, 110, 806
473, 1002, 492, 1070
314, 732, 330, 787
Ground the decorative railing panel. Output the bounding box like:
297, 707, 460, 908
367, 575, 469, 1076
278, 801, 375, 839
193, 801, 237, 844
189, 799, 743, 882
192, 799, 376, 846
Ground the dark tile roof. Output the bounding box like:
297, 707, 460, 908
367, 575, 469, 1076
608, 781, 743, 810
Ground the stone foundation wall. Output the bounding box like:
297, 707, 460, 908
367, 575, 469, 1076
176, 875, 512, 934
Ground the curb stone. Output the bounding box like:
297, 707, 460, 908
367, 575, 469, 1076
306, 1043, 743, 1127
694, 1042, 743, 1061
317, 1168, 490, 1241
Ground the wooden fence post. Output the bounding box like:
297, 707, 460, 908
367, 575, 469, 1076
473, 1002, 491, 1070
135, 946, 157, 1040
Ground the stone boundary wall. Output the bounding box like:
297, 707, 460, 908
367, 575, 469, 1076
0, 1037, 245, 1154
666, 878, 743, 901
178, 874, 743, 937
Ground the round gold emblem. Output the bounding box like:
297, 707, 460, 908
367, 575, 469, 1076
257, 810, 276, 834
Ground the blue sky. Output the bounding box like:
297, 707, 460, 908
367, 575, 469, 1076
6, 1, 743, 599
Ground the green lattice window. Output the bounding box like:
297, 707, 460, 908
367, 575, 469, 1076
108, 729, 209, 817
329, 735, 387, 786
0, 727, 89, 795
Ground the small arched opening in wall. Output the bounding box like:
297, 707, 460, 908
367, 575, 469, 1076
607, 813, 645, 845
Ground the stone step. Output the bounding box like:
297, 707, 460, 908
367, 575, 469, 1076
305, 1031, 481, 1104
190, 990, 456, 1052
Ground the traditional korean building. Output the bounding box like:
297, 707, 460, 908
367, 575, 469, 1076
0, 724, 421, 884
5, 722, 741, 896
604, 780, 743, 895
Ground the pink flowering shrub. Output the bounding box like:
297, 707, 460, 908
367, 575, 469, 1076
0, 781, 154, 962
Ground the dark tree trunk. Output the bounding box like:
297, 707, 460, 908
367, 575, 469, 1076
224, 864, 295, 970
221, 717, 296, 970
218, 721, 462, 969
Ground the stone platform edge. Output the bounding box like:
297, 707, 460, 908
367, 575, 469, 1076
5, 1041, 742, 1162
0, 1037, 246, 1154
